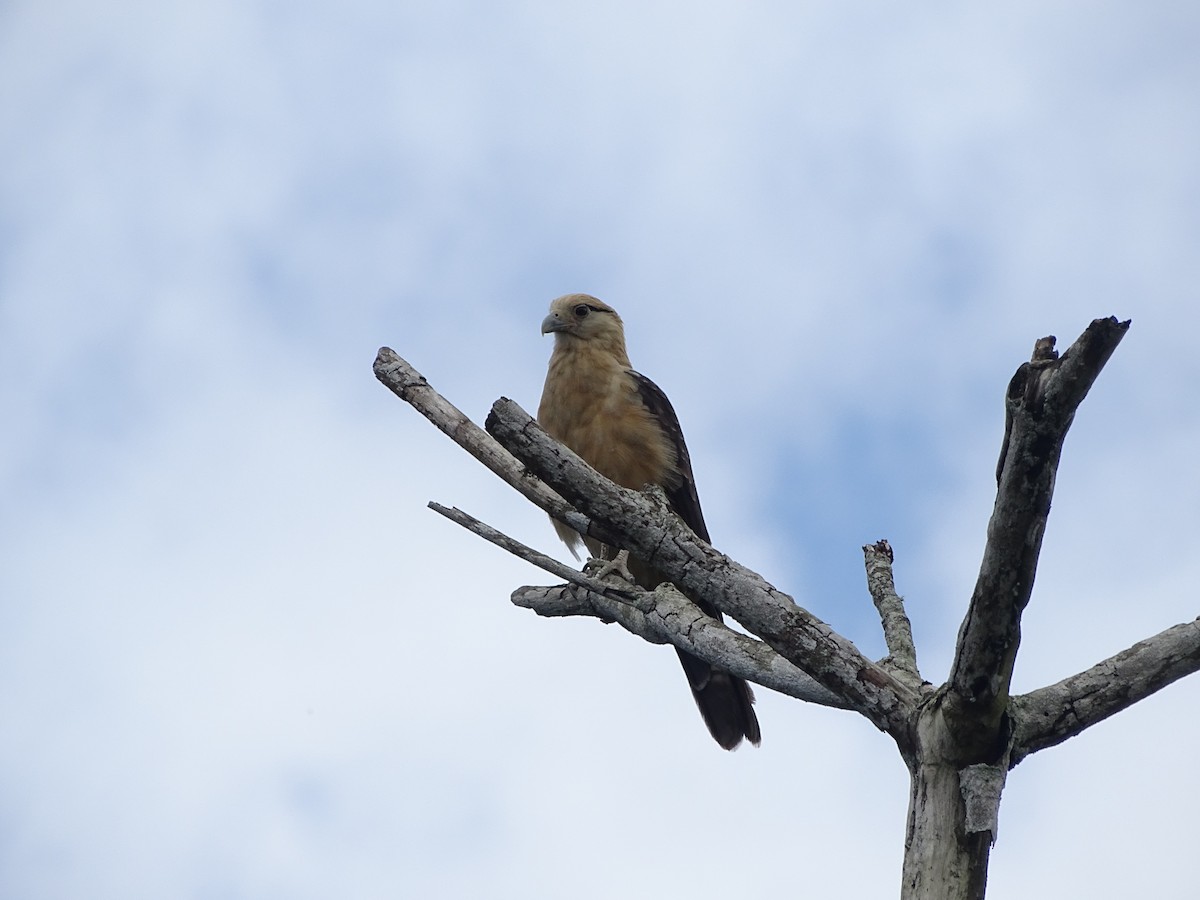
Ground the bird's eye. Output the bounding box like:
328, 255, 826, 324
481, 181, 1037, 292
574, 304, 590, 318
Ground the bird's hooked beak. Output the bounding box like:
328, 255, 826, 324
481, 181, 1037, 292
541, 312, 568, 335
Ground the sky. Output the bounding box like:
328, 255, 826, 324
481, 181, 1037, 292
1, 2, 1198, 898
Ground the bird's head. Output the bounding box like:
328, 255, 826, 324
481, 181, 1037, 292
541, 294, 626, 349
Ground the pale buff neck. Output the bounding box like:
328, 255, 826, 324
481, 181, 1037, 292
549, 329, 632, 371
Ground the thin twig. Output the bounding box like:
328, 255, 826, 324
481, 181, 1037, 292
428, 503, 847, 706
863, 539, 923, 690
428, 502, 636, 602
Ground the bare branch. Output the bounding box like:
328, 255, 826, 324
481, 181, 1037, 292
373, 316, 1193, 899
950, 317, 1130, 748
376, 350, 911, 730
514, 583, 849, 707
511, 584, 626, 621
373, 348, 596, 543
1009, 617, 1200, 765
863, 539, 923, 689
427, 502, 634, 599
429, 502, 847, 708
484, 397, 918, 738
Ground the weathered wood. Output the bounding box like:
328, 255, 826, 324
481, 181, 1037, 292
1009, 617, 1200, 764
373, 316, 1200, 899
864, 539, 924, 692
903, 694, 994, 900
427, 501, 845, 706
904, 318, 1131, 899
485, 396, 918, 738
372, 347, 595, 540
950, 318, 1130, 752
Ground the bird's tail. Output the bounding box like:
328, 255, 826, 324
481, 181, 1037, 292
675, 649, 761, 751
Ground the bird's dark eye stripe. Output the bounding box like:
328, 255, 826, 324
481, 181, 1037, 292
571, 302, 612, 318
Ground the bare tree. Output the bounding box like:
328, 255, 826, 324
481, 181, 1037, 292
373, 316, 1200, 900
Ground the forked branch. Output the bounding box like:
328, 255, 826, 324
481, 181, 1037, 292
485, 398, 918, 736
427, 501, 845, 706
949, 317, 1130, 751
374, 347, 916, 737
374, 315, 1200, 900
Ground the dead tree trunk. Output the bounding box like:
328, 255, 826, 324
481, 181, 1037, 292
373, 315, 1200, 900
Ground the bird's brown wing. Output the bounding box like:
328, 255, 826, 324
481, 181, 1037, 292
628, 370, 710, 544
628, 370, 760, 749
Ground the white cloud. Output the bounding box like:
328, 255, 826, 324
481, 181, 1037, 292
1, 2, 1197, 897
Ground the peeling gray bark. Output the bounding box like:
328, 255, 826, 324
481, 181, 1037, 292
483, 397, 917, 737
864, 539, 924, 693
426, 501, 844, 706
372, 315, 1200, 900
514, 581, 848, 707
1009, 617, 1200, 765
961, 764, 1007, 839
903, 695, 993, 900
901, 318, 1133, 899
373, 348, 594, 540
951, 318, 1130, 742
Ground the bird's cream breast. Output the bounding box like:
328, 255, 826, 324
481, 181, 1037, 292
538, 344, 675, 490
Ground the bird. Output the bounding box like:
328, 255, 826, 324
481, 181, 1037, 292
537, 293, 761, 750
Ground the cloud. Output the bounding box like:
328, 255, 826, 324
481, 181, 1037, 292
1, 2, 1197, 897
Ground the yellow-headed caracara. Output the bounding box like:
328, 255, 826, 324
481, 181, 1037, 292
537, 294, 761, 750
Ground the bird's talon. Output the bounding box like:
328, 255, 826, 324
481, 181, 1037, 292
584, 550, 636, 586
